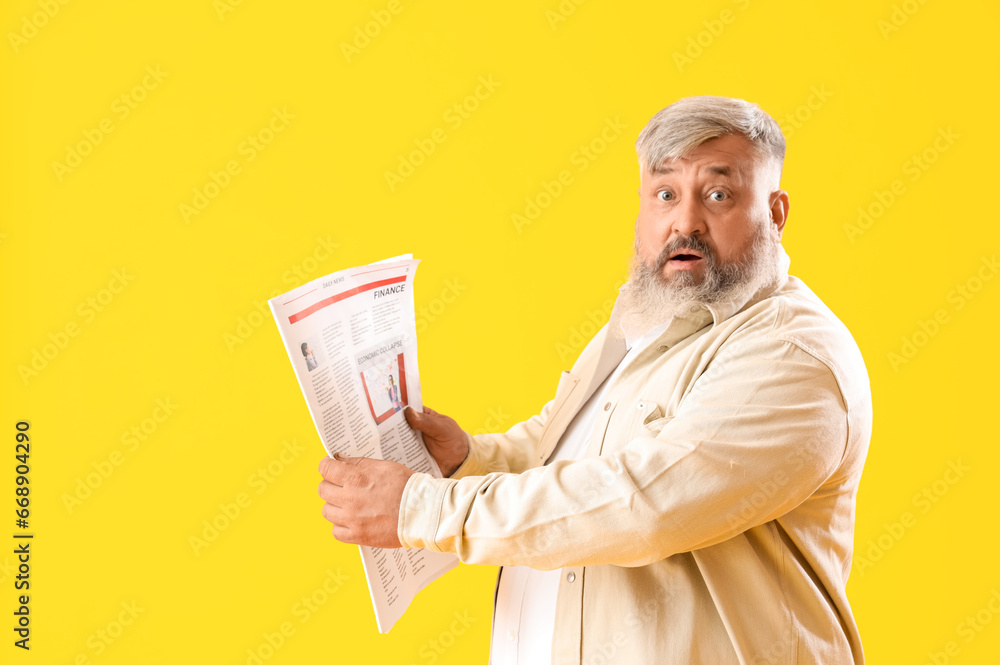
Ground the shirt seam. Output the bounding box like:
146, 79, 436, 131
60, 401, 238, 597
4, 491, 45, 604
771, 298, 854, 471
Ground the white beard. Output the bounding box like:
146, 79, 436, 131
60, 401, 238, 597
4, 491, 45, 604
617, 219, 784, 339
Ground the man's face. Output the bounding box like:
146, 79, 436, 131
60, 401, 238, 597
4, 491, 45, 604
634, 133, 787, 288
618, 133, 789, 336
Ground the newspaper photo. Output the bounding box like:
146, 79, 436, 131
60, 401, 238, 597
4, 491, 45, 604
268, 255, 457, 633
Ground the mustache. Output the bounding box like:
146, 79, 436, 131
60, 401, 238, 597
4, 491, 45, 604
652, 235, 717, 271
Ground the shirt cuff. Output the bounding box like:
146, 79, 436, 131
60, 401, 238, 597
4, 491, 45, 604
448, 432, 494, 479
397, 471, 453, 552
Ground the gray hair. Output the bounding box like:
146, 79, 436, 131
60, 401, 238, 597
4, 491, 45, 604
635, 96, 785, 177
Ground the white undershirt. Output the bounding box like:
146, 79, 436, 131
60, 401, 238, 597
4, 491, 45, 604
489, 323, 667, 665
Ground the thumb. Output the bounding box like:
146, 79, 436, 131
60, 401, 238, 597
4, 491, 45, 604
404, 406, 445, 436
404, 406, 427, 430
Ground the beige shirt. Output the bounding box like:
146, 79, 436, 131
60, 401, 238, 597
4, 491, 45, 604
491, 323, 669, 664
399, 254, 872, 664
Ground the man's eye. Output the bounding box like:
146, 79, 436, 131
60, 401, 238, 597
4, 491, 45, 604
657, 191, 672, 201
709, 191, 727, 202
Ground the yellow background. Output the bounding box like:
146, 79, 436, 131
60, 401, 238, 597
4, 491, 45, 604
2, 0, 998, 663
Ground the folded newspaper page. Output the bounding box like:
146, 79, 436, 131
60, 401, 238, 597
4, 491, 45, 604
268, 255, 457, 633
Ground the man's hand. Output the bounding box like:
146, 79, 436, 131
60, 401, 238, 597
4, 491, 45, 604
404, 406, 470, 477
318, 455, 414, 548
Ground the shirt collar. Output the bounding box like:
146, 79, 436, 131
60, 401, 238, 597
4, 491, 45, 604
624, 321, 669, 351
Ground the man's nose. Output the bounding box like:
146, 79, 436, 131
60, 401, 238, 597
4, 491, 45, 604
668, 196, 707, 238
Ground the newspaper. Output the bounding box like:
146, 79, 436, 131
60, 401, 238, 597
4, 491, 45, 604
268, 255, 457, 633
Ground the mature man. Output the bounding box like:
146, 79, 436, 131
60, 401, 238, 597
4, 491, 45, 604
318, 96, 872, 664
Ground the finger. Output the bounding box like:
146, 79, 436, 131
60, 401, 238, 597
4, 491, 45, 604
317, 479, 344, 506
403, 406, 423, 428
331, 525, 356, 544
321, 501, 350, 526
332, 452, 363, 465
318, 455, 334, 477
318, 454, 364, 482
405, 407, 446, 436
404, 407, 434, 434
405, 405, 443, 423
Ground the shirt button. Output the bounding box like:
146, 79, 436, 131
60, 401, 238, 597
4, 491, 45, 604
603, 402, 611, 411
657, 345, 668, 353
637, 402, 645, 410
567, 572, 576, 583
507, 630, 516, 641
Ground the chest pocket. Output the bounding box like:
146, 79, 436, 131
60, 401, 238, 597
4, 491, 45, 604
606, 399, 672, 452
636, 400, 672, 436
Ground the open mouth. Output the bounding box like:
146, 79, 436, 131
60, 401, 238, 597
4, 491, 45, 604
668, 250, 704, 262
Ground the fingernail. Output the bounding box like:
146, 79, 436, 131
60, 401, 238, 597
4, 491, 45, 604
332, 451, 345, 460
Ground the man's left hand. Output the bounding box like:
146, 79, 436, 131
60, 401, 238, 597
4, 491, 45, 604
318, 455, 415, 548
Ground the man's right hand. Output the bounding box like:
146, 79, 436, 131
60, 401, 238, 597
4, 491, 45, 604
404, 406, 470, 477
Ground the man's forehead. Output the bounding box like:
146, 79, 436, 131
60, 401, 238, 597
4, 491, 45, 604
645, 159, 756, 187
645, 134, 760, 177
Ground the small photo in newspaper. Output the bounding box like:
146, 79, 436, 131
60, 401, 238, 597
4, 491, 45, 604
356, 337, 408, 426
299, 336, 324, 372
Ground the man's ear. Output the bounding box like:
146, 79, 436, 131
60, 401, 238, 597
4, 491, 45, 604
769, 190, 789, 238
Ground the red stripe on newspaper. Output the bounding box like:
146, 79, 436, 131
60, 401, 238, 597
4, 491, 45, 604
374, 407, 395, 424
281, 288, 318, 306
397, 353, 408, 405
287, 275, 406, 324
360, 373, 378, 423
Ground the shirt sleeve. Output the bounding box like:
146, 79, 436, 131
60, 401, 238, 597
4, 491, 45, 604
446, 396, 556, 479
398, 324, 853, 570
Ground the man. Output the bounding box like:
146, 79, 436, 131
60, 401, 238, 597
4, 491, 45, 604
318, 96, 872, 664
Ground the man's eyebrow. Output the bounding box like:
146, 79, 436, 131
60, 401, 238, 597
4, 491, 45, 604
705, 165, 732, 176
650, 164, 735, 176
